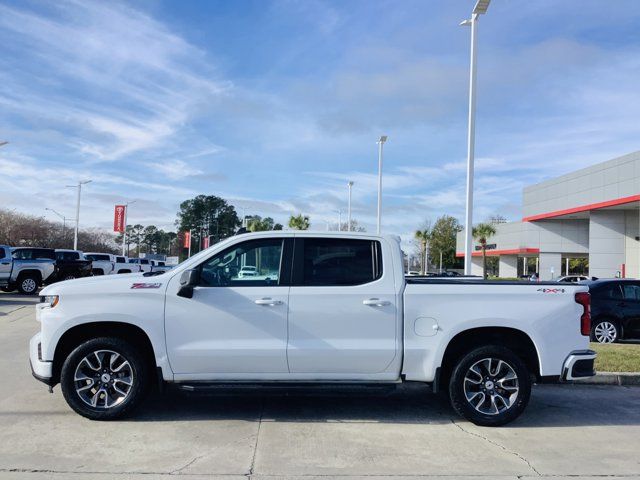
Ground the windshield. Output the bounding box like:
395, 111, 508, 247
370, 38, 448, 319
86, 254, 111, 261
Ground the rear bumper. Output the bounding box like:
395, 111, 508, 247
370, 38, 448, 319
562, 349, 596, 381
29, 332, 54, 386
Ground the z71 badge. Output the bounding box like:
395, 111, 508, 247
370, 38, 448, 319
131, 282, 162, 289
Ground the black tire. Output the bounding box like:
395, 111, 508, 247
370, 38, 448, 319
17, 274, 39, 295
92, 269, 104, 276
449, 345, 531, 427
60, 337, 149, 420
591, 319, 619, 344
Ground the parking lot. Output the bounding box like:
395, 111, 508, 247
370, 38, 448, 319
0, 293, 639, 480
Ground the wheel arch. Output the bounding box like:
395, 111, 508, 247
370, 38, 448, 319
16, 269, 43, 283
52, 321, 157, 385
438, 326, 540, 391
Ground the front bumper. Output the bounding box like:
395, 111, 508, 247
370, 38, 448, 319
29, 332, 54, 386
562, 349, 597, 381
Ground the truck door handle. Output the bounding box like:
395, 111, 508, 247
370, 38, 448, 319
363, 298, 391, 307
254, 298, 282, 306
1, 262, 9, 265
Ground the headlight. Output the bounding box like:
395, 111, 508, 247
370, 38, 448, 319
39, 295, 59, 308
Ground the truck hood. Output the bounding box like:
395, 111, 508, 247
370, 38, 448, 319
40, 271, 170, 296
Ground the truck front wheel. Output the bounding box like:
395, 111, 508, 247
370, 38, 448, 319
17, 274, 39, 295
60, 337, 149, 420
448, 345, 531, 427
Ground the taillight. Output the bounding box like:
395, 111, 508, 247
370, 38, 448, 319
575, 292, 591, 336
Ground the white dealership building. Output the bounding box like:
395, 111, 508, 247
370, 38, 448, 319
456, 151, 640, 280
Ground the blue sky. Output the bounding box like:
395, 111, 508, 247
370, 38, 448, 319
1, 0, 639, 245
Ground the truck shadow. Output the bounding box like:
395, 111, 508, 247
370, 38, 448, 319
0, 293, 39, 316
127, 384, 640, 428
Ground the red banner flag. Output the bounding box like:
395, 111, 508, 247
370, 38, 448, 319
113, 205, 126, 232
202, 236, 210, 249
183, 231, 191, 248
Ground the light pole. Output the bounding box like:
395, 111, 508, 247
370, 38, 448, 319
66, 180, 92, 250
347, 181, 353, 231
461, 0, 491, 275
45, 208, 72, 246
0, 141, 8, 147
336, 209, 342, 231
122, 200, 137, 256
376, 135, 387, 234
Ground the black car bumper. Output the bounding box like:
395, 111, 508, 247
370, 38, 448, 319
561, 350, 597, 381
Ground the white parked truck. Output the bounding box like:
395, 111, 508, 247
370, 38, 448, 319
30, 232, 596, 426
85, 253, 140, 275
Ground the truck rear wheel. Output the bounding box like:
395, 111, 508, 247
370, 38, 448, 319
448, 345, 531, 427
60, 337, 149, 420
17, 274, 39, 295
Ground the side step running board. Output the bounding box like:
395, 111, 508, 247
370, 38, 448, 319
175, 382, 399, 395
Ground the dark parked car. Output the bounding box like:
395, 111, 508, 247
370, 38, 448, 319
586, 279, 640, 343
54, 249, 93, 281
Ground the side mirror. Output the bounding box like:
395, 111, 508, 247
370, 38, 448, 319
177, 269, 200, 298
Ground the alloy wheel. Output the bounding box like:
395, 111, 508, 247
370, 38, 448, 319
594, 322, 617, 343
463, 357, 519, 415
74, 350, 134, 409
21, 278, 37, 293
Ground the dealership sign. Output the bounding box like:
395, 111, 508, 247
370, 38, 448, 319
474, 243, 496, 251
113, 205, 126, 232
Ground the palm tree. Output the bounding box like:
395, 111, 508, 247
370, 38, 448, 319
472, 222, 497, 279
414, 224, 432, 275
288, 214, 310, 230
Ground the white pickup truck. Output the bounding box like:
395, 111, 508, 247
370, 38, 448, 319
85, 253, 140, 275
30, 232, 595, 426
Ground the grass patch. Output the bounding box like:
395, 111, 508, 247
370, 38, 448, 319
591, 342, 640, 372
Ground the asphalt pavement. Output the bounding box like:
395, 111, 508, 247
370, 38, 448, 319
1, 292, 639, 479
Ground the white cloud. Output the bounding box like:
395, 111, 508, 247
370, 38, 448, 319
0, 0, 229, 162
147, 160, 203, 180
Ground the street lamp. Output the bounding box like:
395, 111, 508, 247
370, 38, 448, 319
376, 135, 387, 234
461, 0, 491, 275
0, 141, 8, 147
66, 180, 92, 250
45, 208, 73, 246
347, 181, 354, 231
335, 209, 343, 231
122, 200, 137, 256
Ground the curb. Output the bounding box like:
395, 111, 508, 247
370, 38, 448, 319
573, 372, 640, 386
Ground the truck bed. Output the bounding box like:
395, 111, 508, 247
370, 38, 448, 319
406, 277, 570, 286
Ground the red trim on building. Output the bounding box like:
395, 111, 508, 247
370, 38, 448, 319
456, 248, 540, 258
523, 194, 640, 222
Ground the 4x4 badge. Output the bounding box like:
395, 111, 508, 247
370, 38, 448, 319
537, 288, 565, 293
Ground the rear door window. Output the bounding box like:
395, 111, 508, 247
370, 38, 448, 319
296, 238, 382, 286
594, 284, 624, 300
13, 249, 55, 260
56, 251, 80, 261
86, 254, 111, 261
